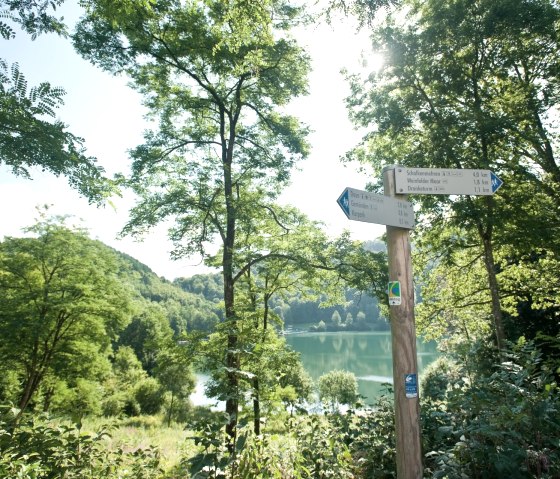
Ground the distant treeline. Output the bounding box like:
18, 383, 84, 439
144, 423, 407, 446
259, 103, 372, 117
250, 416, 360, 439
172, 240, 389, 332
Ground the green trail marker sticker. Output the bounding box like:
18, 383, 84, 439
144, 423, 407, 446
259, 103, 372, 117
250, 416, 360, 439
388, 281, 401, 305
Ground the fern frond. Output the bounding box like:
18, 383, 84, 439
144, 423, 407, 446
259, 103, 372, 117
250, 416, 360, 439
0, 11, 16, 39
10, 62, 28, 98
31, 82, 65, 117
0, 59, 8, 88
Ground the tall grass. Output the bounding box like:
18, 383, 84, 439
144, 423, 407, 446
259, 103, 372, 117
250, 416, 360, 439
82, 414, 197, 472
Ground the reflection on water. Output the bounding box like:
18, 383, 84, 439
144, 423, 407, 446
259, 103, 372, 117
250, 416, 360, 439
358, 375, 393, 383
285, 331, 438, 405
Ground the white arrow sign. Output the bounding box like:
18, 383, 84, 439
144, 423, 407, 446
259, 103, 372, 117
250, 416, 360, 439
337, 187, 415, 229
394, 167, 503, 195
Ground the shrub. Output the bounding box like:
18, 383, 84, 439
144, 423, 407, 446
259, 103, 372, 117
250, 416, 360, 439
420, 355, 462, 402
293, 415, 355, 478
318, 370, 359, 412
134, 377, 164, 415
423, 339, 560, 478
332, 388, 397, 478
101, 393, 126, 417
0, 407, 165, 478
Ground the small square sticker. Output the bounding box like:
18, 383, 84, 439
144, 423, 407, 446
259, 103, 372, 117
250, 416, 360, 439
388, 281, 401, 305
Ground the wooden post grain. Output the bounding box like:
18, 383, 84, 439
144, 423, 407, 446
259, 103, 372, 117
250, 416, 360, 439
383, 166, 423, 478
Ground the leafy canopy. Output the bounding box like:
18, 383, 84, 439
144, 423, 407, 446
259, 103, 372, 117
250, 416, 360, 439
0, 211, 133, 413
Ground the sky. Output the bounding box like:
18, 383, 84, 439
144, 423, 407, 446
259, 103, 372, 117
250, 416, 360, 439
0, 3, 386, 280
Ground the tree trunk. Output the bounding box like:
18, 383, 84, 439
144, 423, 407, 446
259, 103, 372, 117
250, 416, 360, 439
167, 392, 175, 427
480, 232, 506, 350
253, 377, 260, 435
224, 328, 239, 453
43, 385, 55, 412
471, 66, 506, 351
223, 174, 238, 454
17, 369, 43, 417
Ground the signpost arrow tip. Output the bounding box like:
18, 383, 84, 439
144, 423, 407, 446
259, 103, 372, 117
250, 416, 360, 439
490, 172, 503, 193
337, 188, 350, 218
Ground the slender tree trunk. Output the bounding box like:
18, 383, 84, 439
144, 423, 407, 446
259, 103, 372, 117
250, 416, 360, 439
223, 137, 238, 454
468, 200, 506, 351
253, 377, 260, 435
18, 369, 44, 417
263, 294, 270, 331
167, 392, 175, 427
480, 232, 506, 350
471, 64, 506, 351
223, 254, 239, 452
43, 385, 55, 412
472, 197, 505, 350
224, 328, 239, 453
252, 293, 271, 434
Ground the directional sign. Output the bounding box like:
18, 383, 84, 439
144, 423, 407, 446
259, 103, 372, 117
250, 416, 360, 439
394, 167, 503, 195
337, 187, 415, 229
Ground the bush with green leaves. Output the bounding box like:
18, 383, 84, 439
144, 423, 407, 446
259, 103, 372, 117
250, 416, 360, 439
134, 377, 164, 416
292, 415, 355, 478
0, 407, 165, 478
423, 339, 560, 478
327, 389, 397, 479
420, 356, 463, 403
183, 411, 355, 478
184, 410, 231, 478
318, 370, 359, 413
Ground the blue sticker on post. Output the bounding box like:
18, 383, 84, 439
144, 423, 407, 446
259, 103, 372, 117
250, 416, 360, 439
405, 373, 418, 398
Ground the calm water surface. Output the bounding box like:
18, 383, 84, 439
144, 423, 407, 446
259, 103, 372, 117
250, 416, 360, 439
285, 331, 438, 404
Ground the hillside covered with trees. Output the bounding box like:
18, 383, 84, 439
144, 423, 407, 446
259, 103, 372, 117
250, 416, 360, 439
174, 239, 389, 332
0, 212, 219, 420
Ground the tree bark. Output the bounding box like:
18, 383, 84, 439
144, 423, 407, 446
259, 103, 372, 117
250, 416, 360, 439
167, 392, 175, 427
222, 105, 239, 453
253, 377, 260, 435
480, 230, 506, 350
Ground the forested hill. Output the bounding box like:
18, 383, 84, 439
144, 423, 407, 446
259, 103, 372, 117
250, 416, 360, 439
174, 272, 388, 331
172, 239, 389, 332
110, 248, 222, 334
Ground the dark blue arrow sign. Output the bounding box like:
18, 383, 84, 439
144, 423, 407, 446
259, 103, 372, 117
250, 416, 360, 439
490, 172, 503, 193
337, 188, 350, 218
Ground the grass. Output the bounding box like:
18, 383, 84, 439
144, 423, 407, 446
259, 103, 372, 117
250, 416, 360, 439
82, 414, 198, 472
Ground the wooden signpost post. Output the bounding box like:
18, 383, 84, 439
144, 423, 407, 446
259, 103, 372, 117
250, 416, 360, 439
338, 172, 421, 478
337, 165, 503, 479
382, 166, 422, 479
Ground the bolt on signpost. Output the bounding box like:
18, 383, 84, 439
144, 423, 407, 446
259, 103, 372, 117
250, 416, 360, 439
337, 165, 503, 478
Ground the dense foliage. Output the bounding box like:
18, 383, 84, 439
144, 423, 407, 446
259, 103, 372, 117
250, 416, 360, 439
0, 408, 165, 478
3, 340, 556, 478
344, 0, 560, 354
0, 213, 133, 417
72, 0, 318, 447
0, 215, 214, 420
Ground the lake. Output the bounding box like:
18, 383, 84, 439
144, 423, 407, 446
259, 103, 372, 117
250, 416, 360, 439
191, 331, 439, 407
285, 331, 439, 404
